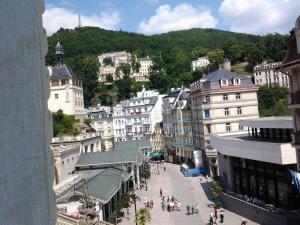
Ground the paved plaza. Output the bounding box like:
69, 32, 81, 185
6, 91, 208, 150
120, 163, 259, 225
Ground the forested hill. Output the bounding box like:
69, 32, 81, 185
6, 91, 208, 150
46, 27, 289, 109
46, 26, 286, 65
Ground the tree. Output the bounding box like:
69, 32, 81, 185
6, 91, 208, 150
117, 63, 131, 77
135, 208, 151, 225
245, 44, 265, 71
192, 67, 206, 82
84, 118, 92, 127
257, 86, 289, 116
210, 181, 223, 208
103, 57, 114, 66
264, 33, 288, 62
192, 47, 208, 59
273, 98, 290, 116
52, 110, 79, 137
72, 55, 100, 107
115, 77, 135, 100
79, 180, 98, 225
223, 38, 244, 64
206, 49, 224, 72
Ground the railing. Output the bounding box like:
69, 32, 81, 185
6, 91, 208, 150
57, 214, 78, 225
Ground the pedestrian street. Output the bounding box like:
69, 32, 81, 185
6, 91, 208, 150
120, 162, 259, 225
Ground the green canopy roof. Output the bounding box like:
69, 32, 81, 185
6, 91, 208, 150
76, 139, 151, 170
76, 168, 131, 203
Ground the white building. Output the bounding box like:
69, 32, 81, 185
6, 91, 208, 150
171, 90, 194, 164
48, 41, 85, 120
190, 69, 259, 176
51, 132, 102, 154
98, 51, 131, 67
253, 61, 289, 87
133, 56, 153, 81
162, 88, 183, 163
192, 57, 210, 71
113, 88, 165, 142
86, 107, 114, 151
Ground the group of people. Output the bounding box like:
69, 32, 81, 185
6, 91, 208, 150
186, 204, 199, 215
143, 197, 154, 209
161, 195, 181, 212
209, 206, 224, 224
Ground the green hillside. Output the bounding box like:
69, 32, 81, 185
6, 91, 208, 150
46, 27, 288, 107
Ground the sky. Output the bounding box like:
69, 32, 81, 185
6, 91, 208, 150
44, 0, 300, 36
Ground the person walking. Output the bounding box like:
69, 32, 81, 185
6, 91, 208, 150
241, 218, 247, 225
160, 187, 162, 197
191, 205, 194, 215
186, 205, 190, 215
214, 206, 218, 218
219, 211, 224, 223
164, 166, 166, 171
209, 216, 213, 225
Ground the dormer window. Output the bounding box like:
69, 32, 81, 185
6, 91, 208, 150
233, 78, 241, 85
220, 79, 228, 86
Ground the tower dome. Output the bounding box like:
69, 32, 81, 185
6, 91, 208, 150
55, 41, 64, 65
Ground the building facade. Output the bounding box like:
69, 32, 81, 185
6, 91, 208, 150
98, 51, 131, 67
172, 90, 194, 165
192, 57, 210, 71
190, 69, 259, 176
281, 16, 300, 171
113, 88, 165, 142
151, 122, 164, 151
51, 132, 102, 154
210, 117, 299, 210
253, 61, 289, 87
86, 107, 114, 151
136, 56, 153, 81
48, 42, 85, 120
52, 144, 81, 184
161, 89, 182, 163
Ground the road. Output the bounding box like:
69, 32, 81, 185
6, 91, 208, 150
120, 162, 259, 225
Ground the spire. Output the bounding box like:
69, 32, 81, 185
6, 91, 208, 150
55, 40, 64, 65
78, 13, 82, 28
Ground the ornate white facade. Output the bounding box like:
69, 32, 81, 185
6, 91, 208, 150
113, 88, 165, 142
192, 57, 210, 71
253, 61, 289, 87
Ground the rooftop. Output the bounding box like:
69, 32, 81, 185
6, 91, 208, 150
239, 116, 293, 129
75, 139, 150, 169
75, 168, 131, 203
49, 64, 76, 79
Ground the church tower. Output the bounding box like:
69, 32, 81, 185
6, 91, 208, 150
55, 41, 64, 65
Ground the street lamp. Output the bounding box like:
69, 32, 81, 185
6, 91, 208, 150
133, 193, 138, 225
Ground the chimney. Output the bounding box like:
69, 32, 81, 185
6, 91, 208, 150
223, 59, 231, 71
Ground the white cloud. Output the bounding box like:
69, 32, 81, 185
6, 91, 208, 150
219, 0, 300, 34
43, 6, 121, 36
138, 3, 217, 34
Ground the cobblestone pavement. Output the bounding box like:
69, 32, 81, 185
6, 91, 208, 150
119, 163, 259, 225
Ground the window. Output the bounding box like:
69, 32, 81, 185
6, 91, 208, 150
233, 78, 241, 85
55, 94, 58, 99
61, 80, 65, 85
226, 123, 231, 132
220, 79, 228, 86
224, 108, 229, 116
239, 125, 244, 130
204, 96, 210, 103
223, 94, 228, 101
206, 125, 211, 134
236, 93, 240, 100
204, 109, 210, 118
237, 107, 242, 115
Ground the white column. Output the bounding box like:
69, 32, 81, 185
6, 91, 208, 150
0, 1, 56, 224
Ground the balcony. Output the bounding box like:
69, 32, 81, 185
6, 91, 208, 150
210, 133, 297, 165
